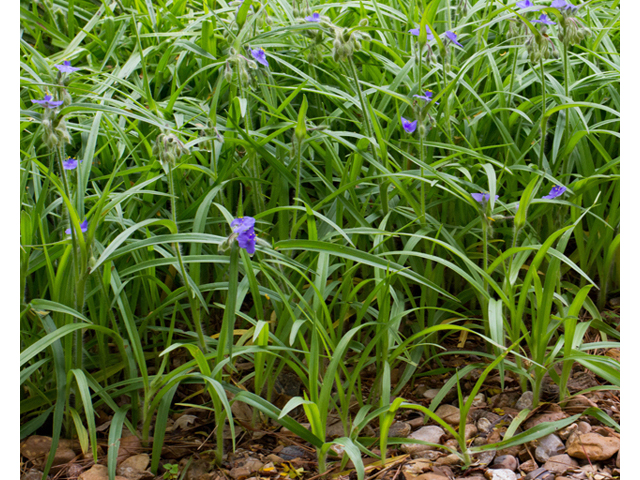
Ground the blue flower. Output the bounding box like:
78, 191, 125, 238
413, 90, 439, 105
231, 216, 257, 254
306, 11, 321, 22
65, 219, 88, 235
471, 192, 499, 203
532, 13, 556, 24
516, 0, 534, 8
54, 60, 79, 73
62, 157, 81, 170
251, 48, 269, 67
542, 185, 567, 199
409, 25, 434, 40
444, 30, 463, 47
401, 117, 417, 133
31, 94, 64, 109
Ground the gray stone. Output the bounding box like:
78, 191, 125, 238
477, 417, 492, 433
388, 421, 411, 438
515, 391, 534, 410
543, 454, 578, 474
279, 446, 307, 460
534, 434, 565, 463
401, 426, 445, 456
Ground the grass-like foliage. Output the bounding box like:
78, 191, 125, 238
20, 0, 619, 477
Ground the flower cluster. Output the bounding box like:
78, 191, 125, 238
152, 132, 190, 165
231, 217, 257, 254
331, 20, 372, 62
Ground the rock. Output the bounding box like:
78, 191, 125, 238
79, 465, 109, 480
187, 459, 212, 480
524, 411, 568, 430
465, 423, 478, 439
558, 424, 577, 441
489, 392, 520, 409
118, 454, 149, 473
496, 446, 521, 458
423, 388, 455, 404
463, 393, 486, 407
616, 450, 620, 468
534, 434, 565, 463
477, 418, 492, 433
522, 468, 554, 480
486, 430, 502, 445
401, 426, 445, 456
518, 459, 538, 473
117, 436, 142, 463
543, 454, 578, 474
407, 416, 425, 428
326, 421, 345, 437
21, 469, 49, 480
566, 432, 620, 460
484, 469, 517, 480
416, 474, 448, 480
264, 454, 284, 463
515, 392, 534, 410
20, 436, 78, 468
436, 454, 461, 466
388, 421, 411, 438
577, 421, 592, 434
492, 455, 518, 471
475, 450, 495, 466
279, 446, 307, 460
434, 405, 461, 425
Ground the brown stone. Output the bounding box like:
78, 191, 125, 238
118, 454, 149, 472
566, 432, 620, 460
416, 474, 448, 480
388, 421, 412, 438
518, 459, 538, 473
117, 436, 142, 463
523, 412, 569, 430
79, 465, 109, 480
543, 454, 578, 474
434, 405, 461, 425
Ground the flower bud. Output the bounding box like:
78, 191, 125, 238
358, 19, 368, 27
418, 123, 427, 138
224, 62, 234, 82
61, 89, 72, 106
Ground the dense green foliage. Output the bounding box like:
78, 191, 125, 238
20, 0, 620, 477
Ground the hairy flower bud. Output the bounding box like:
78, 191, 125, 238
152, 132, 189, 165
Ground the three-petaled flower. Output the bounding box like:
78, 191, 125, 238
532, 13, 556, 25
62, 157, 81, 170
471, 192, 499, 203
54, 60, 79, 73
66, 219, 88, 235
444, 31, 463, 47
231, 216, 257, 254
401, 117, 417, 134
413, 90, 439, 105
306, 11, 321, 22
31, 94, 64, 109
516, 0, 534, 8
251, 48, 269, 67
409, 25, 435, 40
551, 0, 576, 9
542, 185, 567, 199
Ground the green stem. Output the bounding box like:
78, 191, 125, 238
166, 164, 206, 351
347, 56, 388, 215
538, 59, 548, 171
292, 139, 303, 239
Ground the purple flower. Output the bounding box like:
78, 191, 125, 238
401, 117, 417, 133
444, 30, 463, 47
65, 219, 88, 235
542, 185, 567, 199
517, 0, 534, 7
471, 192, 500, 203
532, 13, 556, 24
413, 90, 439, 105
251, 48, 269, 67
31, 94, 64, 109
231, 216, 257, 254
62, 157, 81, 170
54, 60, 79, 73
409, 25, 435, 40
306, 11, 321, 22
